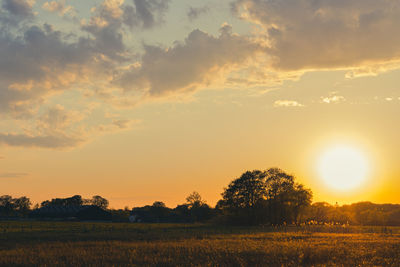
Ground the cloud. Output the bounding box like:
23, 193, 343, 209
0, 133, 83, 149
0, 0, 171, 149
35, 105, 86, 136
125, 0, 170, 29
321, 94, 346, 104
232, 0, 400, 71
0, 172, 29, 178
2, 0, 35, 18
117, 24, 262, 96
112, 119, 134, 129
80, 0, 170, 60
83, 0, 170, 31
0, 0, 35, 27
0, 104, 141, 149
0, 23, 101, 116
187, 5, 210, 21
274, 100, 304, 108
42, 1, 75, 17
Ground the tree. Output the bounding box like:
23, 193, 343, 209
0, 195, 15, 216
91, 195, 109, 209
264, 168, 312, 224
152, 201, 166, 208
289, 184, 313, 223
265, 168, 295, 200
265, 168, 294, 224
66, 195, 83, 206
13, 196, 31, 215
0, 195, 31, 217
186, 191, 206, 208
221, 170, 267, 210
40, 195, 84, 207
220, 170, 268, 224
307, 202, 332, 224
219, 168, 312, 225
185, 192, 213, 222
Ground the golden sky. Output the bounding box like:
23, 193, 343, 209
1, 0, 400, 208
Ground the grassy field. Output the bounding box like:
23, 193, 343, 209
1, 221, 400, 266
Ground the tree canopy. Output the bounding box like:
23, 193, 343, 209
219, 168, 312, 225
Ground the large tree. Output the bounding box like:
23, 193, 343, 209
264, 168, 312, 224
91, 195, 109, 209
219, 170, 268, 224
219, 168, 312, 225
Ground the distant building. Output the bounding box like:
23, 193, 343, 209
129, 214, 140, 223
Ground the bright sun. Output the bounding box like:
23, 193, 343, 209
317, 145, 369, 191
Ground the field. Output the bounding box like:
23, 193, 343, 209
1, 222, 400, 266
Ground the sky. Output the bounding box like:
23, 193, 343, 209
1, 0, 400, 208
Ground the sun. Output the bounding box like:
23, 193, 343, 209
317, 145, 370, 191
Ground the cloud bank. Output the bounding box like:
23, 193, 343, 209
232, 0, 400, 71
117, 24, 261, 96
2, 0, 400, 149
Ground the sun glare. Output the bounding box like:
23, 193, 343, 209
317, 145, 370, 191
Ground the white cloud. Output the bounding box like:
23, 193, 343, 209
321, 95, 346, 104
274, 100, 304, 108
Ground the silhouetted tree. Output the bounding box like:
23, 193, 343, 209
219, 168, 312, 225
185, 192, 213, 222
152, 201, 166, 208
186, 191, 205, 208
221, 170, 267, 210
0, 195, 31, 217
91, 195, 109, 209
40, 195, 84, 207
264, 168, 312, 224
13, 196, 31, 215
220, 170, 268, 224
0, 195, 15, 216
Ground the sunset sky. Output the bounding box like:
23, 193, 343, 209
1, 0, 400, 208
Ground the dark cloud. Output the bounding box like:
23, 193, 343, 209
124, 0, 170, 29
187, 5, 210, 21
2, 0, 34, 17
81, 0, 170, 60
0, 0, 34, 27
0, 0, 170, 117
0, 23, 100, 116
117, 24, 261, 96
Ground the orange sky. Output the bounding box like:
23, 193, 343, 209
1, 0, 400, 208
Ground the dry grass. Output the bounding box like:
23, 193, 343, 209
1, 222, 400, 266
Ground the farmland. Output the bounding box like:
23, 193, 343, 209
1, 222, 400, 266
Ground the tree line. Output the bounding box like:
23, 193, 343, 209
2, 167, 400, 226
